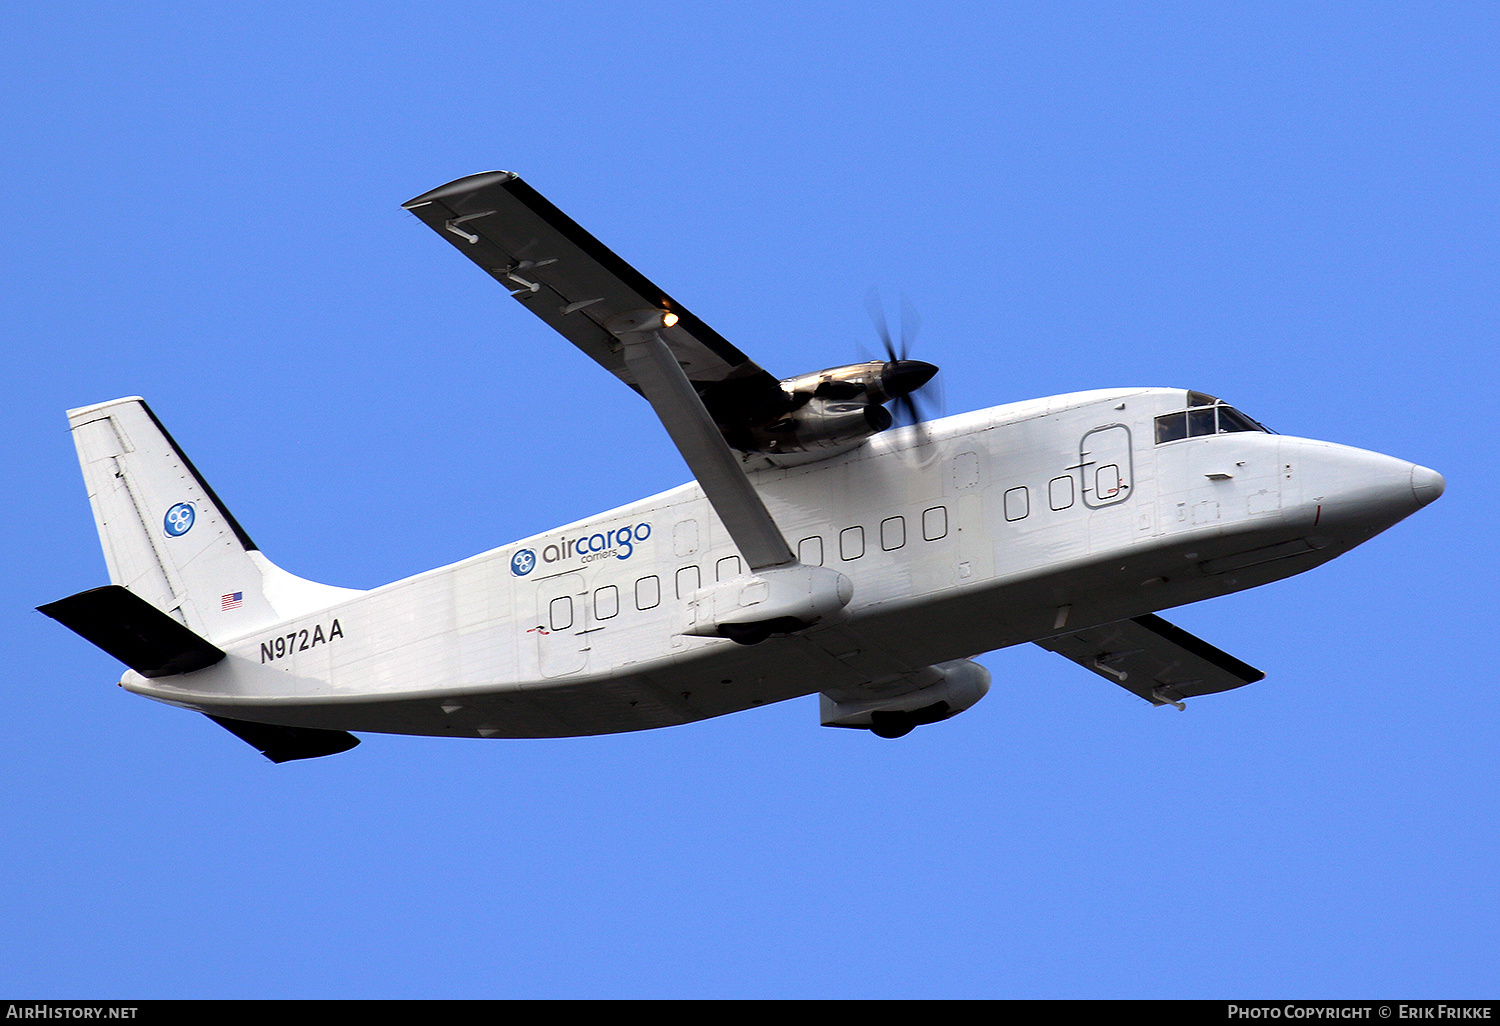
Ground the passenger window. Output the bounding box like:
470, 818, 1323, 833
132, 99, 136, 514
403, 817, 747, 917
716, 555, 742, 581
840, 526, 865, 560
880, 516, 906, 551
675, 565, 700, 599
549, 595, 573, 632
798, 536, 824, 566
594, 585, 619, 620
1004, 486, 1030, 522
922, 506, 948, 541
635, 576, 661, 610
1155, 412, 1187, 444
1096, 465, 1122, 500
1049, 475, 1075, 511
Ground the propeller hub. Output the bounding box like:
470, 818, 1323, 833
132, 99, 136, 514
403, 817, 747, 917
883, 360, 939, 398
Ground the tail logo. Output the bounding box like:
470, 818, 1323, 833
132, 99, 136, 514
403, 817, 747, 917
164, 502, 196, 537
511, 549, 537, 576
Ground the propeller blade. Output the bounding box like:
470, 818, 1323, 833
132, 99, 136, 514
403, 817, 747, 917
899, 293, 921, 360
893, 393, 919, 428
894, 392, 932, 450
864, 288, 896, 361
865, 290, 940, 452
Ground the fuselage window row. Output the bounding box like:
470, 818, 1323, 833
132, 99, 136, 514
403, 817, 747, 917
583, 484, 1094, 629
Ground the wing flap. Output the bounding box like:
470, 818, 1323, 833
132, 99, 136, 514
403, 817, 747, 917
1036, 613, 1264, 706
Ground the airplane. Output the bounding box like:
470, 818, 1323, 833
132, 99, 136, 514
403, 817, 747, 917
39, 171, 1446, 762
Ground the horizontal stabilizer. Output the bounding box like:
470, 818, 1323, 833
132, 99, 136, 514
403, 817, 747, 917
206, 716, 360, 764
1036, 613, 1264, 706
38, 585, 225, 678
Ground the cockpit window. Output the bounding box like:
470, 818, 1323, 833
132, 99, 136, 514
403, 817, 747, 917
1216, 406, 1262, 433
1188, 407, 1217, 437
1155, 411, 1187, 444
1155, 398, 1271, 443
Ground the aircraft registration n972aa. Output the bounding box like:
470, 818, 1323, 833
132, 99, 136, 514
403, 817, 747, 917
40, 171, 1445, 762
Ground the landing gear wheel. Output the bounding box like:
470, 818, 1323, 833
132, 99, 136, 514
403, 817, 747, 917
869, 712, 916, 739
720, 623, 771, 646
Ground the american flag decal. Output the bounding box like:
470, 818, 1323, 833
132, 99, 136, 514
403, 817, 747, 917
221, 592, 243, 610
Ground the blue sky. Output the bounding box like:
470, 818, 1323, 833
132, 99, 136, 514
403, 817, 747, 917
2, 2, 1495, 997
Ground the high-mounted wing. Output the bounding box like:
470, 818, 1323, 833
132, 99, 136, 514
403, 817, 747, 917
407, 171, 797, 572
402, 171, 786, 429
1036, 614, 1265, 708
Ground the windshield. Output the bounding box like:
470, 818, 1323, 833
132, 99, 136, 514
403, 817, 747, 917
1155, 396, 1271, 444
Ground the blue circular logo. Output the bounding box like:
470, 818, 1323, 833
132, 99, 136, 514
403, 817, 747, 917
163, 502, 195, 537
510, 548, 537, 576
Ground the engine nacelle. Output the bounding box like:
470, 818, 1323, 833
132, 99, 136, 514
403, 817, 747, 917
723, 359, 936, 462
737, 397, 892, 459
820, 658, 992, 738
683, 564, 854, 645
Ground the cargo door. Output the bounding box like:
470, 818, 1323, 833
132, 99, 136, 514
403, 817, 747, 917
533, 571, 589, 678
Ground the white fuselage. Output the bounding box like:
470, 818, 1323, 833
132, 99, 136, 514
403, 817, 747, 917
122, 387, 1438, 737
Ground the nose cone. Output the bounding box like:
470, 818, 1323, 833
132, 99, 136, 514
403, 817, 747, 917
1291, 440, 1444, 544
1410, 464, 1445, 507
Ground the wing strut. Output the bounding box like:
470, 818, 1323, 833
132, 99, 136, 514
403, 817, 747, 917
620, 324, 795, 571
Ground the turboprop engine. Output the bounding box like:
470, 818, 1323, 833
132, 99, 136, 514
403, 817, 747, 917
724, 359, 938, 460
820, 659, 992, 738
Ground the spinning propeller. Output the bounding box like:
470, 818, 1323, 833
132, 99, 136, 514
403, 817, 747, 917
749, 292, 943, 459
865, 290, 942, 441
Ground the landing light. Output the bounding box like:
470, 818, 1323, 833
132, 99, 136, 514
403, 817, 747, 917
605, 309, 680, 334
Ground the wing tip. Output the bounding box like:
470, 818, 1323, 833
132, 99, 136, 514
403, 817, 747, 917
403, 170, 517, 209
